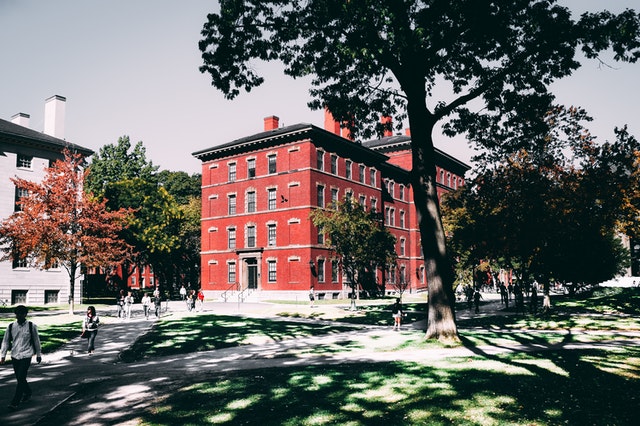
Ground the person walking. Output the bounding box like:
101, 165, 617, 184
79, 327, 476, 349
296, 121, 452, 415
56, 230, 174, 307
141, 293, 151, 319
154, 293, 162, 318
0, 305, 42, 411
197, 289, 205, 311
116, 289, 125, 319
309, 286, 315, 307
81, 306, 100, 354
391, 298, 403, 331
124, 291, 134, 319
179, 285, 187, 301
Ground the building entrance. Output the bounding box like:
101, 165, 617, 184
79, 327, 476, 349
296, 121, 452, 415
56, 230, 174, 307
246, 258, 258, 290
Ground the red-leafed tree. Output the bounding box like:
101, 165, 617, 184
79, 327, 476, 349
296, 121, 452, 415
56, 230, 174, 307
0, 149, 132, 314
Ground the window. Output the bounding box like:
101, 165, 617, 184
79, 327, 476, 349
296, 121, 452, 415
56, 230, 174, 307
246, 191, 256, 213
359, 164, 365, 183
400, 211, 405, 229
447, 173, 452, 187
228, 228, 236, 249
317, 150, 324, 171
385, 206, 390, 225
345, 160, 352, 180
359, 195, 366, 206
268, 154, 277, 174
400, 265, 406, 284
400, 238, 406, 256
330, 154, 338, 174
16, 154, 32, 169
399, 184, 405, 200
228, 194, 237, 215
247, 158, 256, 178
317, 259, 325, 282
371, 198, 377, 212
331, 260, 339, 282
390, 208, 396, 226
331, 188, 339, 207
228, 262, 237, 283
317, 185, 325, 207
228, 163, 237, 182
268, 260, 277, 282
14, 187, 28, 212
246, 225, 256, 248
268, 188, 276, 210
317, 225, 324, 244
369, 169, 376, 186
131, 276, 136, 286
389, 181, 395, 198
267, 224, 276, 246
44, 290, 59, 304
11, 290, 27, 305
12, 257, 28, 269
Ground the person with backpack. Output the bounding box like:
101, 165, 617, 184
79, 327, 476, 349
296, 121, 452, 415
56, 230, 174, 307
81, 306, 100, 354
0, 305, 42, 411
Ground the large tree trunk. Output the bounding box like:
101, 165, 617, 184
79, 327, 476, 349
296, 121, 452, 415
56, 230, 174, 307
406, 95, 460, 342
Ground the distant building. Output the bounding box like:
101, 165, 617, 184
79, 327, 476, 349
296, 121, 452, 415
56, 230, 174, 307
0, 96, 93, 305
193, 112, 470, 301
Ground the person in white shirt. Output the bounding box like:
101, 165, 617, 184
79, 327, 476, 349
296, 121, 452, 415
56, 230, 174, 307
0, 305, 42, 411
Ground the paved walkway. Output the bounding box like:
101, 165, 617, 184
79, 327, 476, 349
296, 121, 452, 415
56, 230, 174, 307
0, 295, 636, 425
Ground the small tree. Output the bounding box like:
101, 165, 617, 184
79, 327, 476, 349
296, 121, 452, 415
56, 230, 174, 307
310, 198, 396, 309
0, 150, 132, 314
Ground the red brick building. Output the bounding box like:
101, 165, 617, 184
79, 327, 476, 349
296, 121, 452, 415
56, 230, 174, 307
192, 113, 469, 300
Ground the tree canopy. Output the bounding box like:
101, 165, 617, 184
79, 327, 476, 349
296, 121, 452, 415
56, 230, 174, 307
199, 0, 640, 341
309, 198, 397, 307
0, 150, 132, 314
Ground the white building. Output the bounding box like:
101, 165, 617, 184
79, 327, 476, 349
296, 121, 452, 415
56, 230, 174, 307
0, 96, 93, 305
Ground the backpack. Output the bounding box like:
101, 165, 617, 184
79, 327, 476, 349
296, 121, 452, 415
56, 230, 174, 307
7, 321, 35, 350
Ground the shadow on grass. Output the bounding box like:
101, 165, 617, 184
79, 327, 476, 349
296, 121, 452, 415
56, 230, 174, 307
331, 302, 427, 326
124, 314, 359, 362
119, 346, 640, 426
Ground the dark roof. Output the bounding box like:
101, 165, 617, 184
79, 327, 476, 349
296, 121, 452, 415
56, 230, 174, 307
0, 118, 93, 156
363, 135, 471, 175
193, 123, 390, 167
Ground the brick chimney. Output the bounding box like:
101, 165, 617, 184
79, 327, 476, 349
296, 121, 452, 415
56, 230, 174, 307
324, 107, 341, 135
10, 113, 30, 128
264, 115, 280, 131
381, 115, 393, 137
44, 95, 66, 139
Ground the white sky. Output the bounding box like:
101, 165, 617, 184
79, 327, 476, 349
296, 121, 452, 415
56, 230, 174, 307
1, 0, 638, 174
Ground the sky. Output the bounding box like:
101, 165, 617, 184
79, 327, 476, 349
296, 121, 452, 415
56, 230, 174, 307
1, 0, 638, 175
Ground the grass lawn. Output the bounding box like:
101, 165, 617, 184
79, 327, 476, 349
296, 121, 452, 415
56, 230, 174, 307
139, 346, 640, 425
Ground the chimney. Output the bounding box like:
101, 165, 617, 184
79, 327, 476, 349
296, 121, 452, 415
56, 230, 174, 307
11, 113, 30, 128
324, 107, 341, 135
381, 115, 393, 137
44, 95, 66, 139
264, 115, 280, 131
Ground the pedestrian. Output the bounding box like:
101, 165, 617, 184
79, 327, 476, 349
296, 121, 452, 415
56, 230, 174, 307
179, 285, 187, 301
392, 298, 403, 330
124, 291, 134, 319
473, 289, 483, 314
189, 290, 196, 312
309, 286, 315, 307
81, 306, 100, 354
0, 305, 42, 411
116, 289, 125, 319
197, 289, 205, 311
141, 293, 151, 319
153, 293, 162, 318
530, 286, 538, 314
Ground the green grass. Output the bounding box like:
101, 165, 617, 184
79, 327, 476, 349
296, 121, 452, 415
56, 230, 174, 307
137, 347, 640, 425
0, 321, 80, 356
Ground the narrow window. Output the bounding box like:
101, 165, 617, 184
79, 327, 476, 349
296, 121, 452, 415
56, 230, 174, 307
317, 259, 325, 282
14, 187, 28, 212
369, 169, 376, 186
358, 164, 365, 183
228, 194, 237, 215
317, 225, 324, 244
400, 238, 406, 256
228, 163, 237, 182
228, 262, 237, 283
317, 185, 325, 207
316, 150, 324, 171
331, 188, 339, 207
400, 211, 405, 229
268, 260, 277, 282
246, 225, 256, 248
247, 158, 256, 178
267, 224, 276, 246
268, 154, 277, 174
268, 188, 277, 210
345, 160, 352, 180
331, 260, 339, 282
228, 228, 236, 249
330, 154, 338, 174
246, 191, 256, 213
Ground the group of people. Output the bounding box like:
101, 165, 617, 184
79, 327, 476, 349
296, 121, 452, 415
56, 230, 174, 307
180, 285, 205, 312
116, 288, 163, 320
